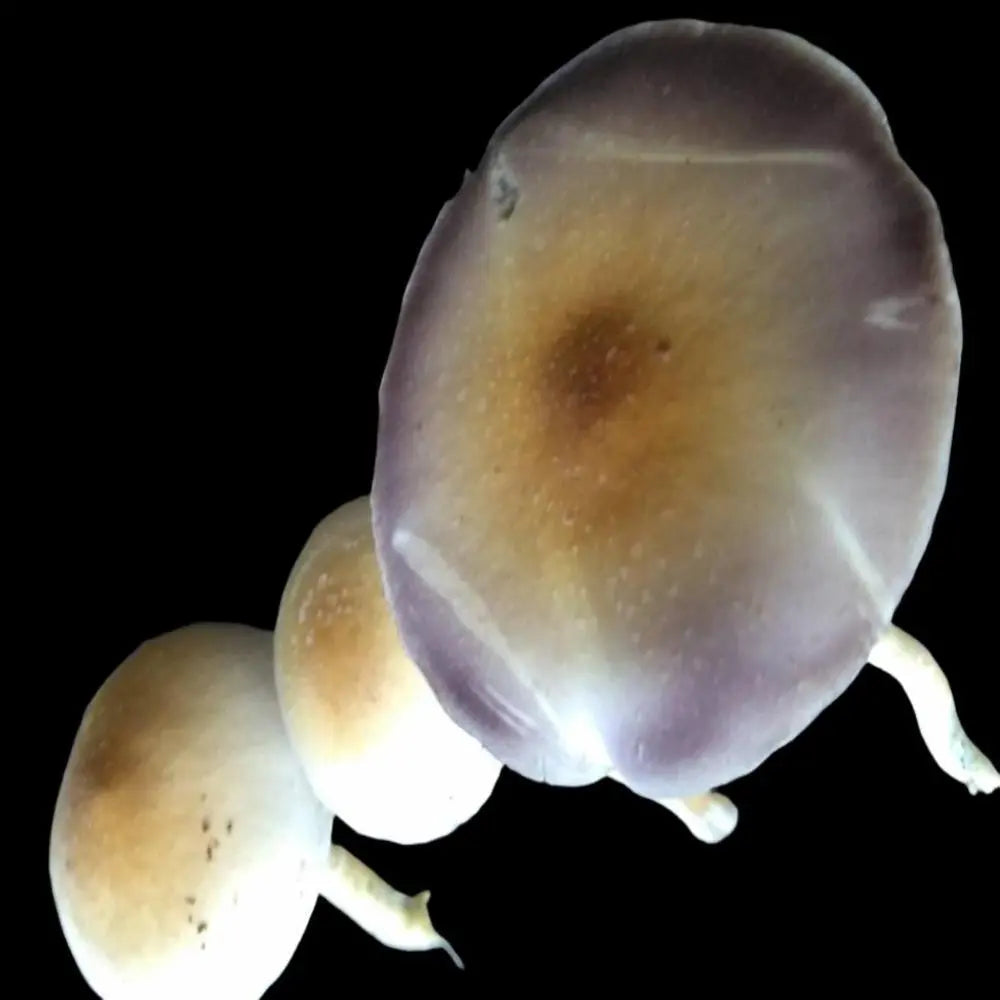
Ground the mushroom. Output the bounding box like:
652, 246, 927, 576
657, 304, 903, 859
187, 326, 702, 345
371, 19, 996, 840
274, 495, 502, 845
50, 623, 461, 1000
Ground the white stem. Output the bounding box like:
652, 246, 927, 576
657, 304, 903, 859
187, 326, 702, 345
658, 792, 739, 844
318, 845, 463, 968
868, 624, 998, 794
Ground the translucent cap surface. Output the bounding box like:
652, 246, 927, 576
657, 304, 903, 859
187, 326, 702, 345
372, 20, 961, 798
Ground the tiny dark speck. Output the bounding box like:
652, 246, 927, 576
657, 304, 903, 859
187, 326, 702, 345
206, 845, 214, 862
201, 817, 210, 833
492, 171, 519, 220
188, 915, 193, 924
226, 820, 233, 835
185, 895, 196, 906
200, 942, 206, 951
197, 921, 208, 934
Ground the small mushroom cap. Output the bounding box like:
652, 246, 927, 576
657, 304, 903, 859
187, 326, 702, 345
274, 496, 501, 845
49, 623, 332, 1000
372, 21, 961, 798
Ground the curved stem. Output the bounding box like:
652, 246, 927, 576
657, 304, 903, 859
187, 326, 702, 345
868, 624, 998, 794
318, 845, 463, 968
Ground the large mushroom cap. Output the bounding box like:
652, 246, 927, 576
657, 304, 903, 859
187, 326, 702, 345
372, 20, 962, 798
274, 496, 501, 845
49, 624, 332, 1000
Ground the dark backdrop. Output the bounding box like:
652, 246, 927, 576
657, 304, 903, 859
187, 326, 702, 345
21, 7, 996, 995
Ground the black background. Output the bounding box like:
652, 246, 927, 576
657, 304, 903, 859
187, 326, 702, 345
20, 6, 996, 995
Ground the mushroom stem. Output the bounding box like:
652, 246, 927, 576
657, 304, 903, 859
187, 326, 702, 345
319, 845, 464, 968
657, 791, 739, 843
867, 624, 999, 794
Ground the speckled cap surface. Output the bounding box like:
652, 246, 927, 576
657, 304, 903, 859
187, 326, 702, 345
372, 21, 961, 799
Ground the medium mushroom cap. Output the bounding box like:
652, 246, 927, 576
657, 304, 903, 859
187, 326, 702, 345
274, 496, 501, 845
49, 624, 332, 1000
371, 20, 962, 799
